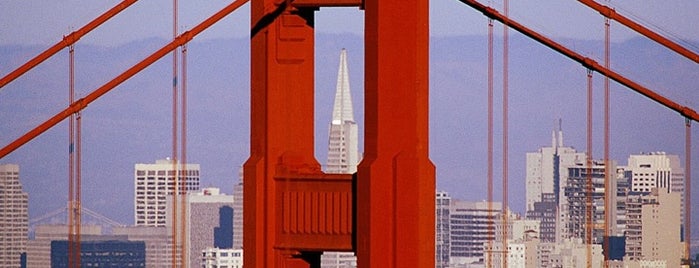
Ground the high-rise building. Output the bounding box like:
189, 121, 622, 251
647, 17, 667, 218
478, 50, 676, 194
232, 172, 244, 250
626, 152, 685, 230
321, 49, 360, 268
525, 121, 585, 213
167, 187, 234, 268
436, 191, 451, 268
449, 200, 502, 266
134, 158, 200, 226
526, 193, 557, 242
624, 189, 682, 267
563, 160, 618, 244
0, 164, 28, 267
324, 48, 359, 175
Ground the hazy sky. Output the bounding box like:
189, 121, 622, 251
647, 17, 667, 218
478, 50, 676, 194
1, 0, 698, 239
1, 0, 698, 46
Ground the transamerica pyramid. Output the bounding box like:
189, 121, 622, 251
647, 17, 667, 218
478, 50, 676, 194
325, 48, 359, 175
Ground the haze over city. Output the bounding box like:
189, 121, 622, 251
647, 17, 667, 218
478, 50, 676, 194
1, 0, 698, 266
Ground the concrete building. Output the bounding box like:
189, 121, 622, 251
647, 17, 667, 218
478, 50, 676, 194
322, 49, 360, 268
626, 152, 685, 233
113, 226, 171, 268
563, 160, 617, 244
0, 164, 28, 268
167, 187, 234, 268
449, 200, 502, 266
232, 174, 244, 250
526, 193, 557, 242
436, 191, 451, 268
134, 158, 200, 227
624, 189, 682, 267
202, 247, 243, 268
26, 225, 101, 268
525, 121, 586, 213
546, 238, 604, 268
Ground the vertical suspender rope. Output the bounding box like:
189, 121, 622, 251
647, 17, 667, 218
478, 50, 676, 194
180, 42, 188, 268
501, 2, 510, 266
603, 8, 612, 266
585, 69, 594, 268
68, 43, 76, 268
171, 0, 180, 266
486, 18, 494, 268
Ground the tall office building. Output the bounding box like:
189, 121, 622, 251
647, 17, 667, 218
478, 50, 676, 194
167, 187, 234, 268
563, 160, 617, 244
449, 200, 502, 266
0, 164, 28, 267
321, 48, 359, 268
435, 191, 451, 268
624, 189, 682, 267
232, 172, 244, 250
325, 48, 359, 175
525, 121, 586, 213
626, 152, 685, 229
134, 158, 200, 226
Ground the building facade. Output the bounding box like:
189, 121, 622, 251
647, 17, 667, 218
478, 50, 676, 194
167, 187, 234, 268
50, 238, 145, 268
449, 200, 502, 266
0, 164, 28, 268
27, 225, 101, 268
525, 122, 586, 213
201, 247, 243, 268
134, 158, 200, 227
436, 191, 451, 268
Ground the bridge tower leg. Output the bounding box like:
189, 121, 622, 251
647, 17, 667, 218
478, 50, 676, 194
357, 0, 435, 267
245, 1, 321, 267
244, 0, 433, 267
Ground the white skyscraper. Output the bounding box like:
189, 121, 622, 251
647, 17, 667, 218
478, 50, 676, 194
525, 120, 585, 213
321, 49, 359, 268
134, 158, 200, 227
325, 48, 359, 175
0, 164, 28, 267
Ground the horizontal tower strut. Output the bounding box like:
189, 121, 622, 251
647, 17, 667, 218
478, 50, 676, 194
0, 0, 249, 160
577, 0, 698, 63
0, 0, 139, 89
457, 0, 699, 123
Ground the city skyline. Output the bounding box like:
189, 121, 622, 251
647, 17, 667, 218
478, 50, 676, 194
2, 33, 696, 233
1, 1, 697, 267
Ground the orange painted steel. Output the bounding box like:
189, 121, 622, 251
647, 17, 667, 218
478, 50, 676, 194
244, 0, 362, 265
457, 0, 699, 123
577, 0, 699, 63
0, 0, 139, 89
357, 0, 435, 267
0, 0, 249, 160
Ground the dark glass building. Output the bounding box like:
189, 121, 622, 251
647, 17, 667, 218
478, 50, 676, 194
51, 239, 145, 267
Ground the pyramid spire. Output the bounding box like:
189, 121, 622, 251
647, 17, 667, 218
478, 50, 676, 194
331, 48, 354, 124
